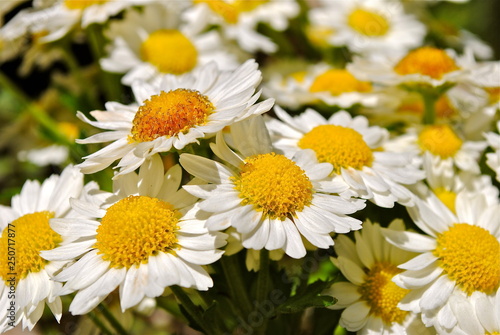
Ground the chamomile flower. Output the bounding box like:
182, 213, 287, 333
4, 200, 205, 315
76, 59, 274, 177
42, 155, 227, 315
183, 0, 299, 53
324, 220, 433, 335
101, 3, 239, 86
383, 190, 500, 331
262, 63, 378, 110
485, 120, 500, 182
0, 165, 85, 332
266, 107, 424, 208
309, 0, 426, 59
180, 116, 366, 259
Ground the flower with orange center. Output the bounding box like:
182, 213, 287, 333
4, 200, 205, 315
384, 190, 500, 332
76, 59, 274, 177
0, 165, 85, 333
42, 155, 227, 315
180, 116, 365, 259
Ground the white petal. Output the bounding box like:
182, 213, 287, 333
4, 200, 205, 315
419, 274, 455, 311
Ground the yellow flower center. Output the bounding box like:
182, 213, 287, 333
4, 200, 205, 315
130, 89, 215, 143
95, 196, 180, 269
64, 0, 107, 10
418, 124, 462, 158
232, 153, 313, 221
0, 211, 60, 286
140, 29, 198, 75
287, 71, 307, 84
309, 69, 372, 96
394, 47, 460, 80
306, 26, 335, 48
195, 0, 267, 24
298, 125, 374, 173
434, 223, 500, 295
348, 8, 390, 37
358, 261, 410, 324
433, 187, 456, 213
485, 87, 500, 105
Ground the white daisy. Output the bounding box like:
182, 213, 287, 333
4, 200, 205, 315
76, 59, 274, 177
262, 63, 378, 110
182, 0, 299, 53
100, 2, 239, 86
324, 219, 434, 335
382, 190, 500, 331
266, 107, 424, 208
309, 0, 426, 59
485, 120, 500, 182
0, 165, 86, 332
42, 154, 227, 315
180, 116, 366, 259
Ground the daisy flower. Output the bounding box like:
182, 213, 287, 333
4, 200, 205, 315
0, 165, 85, 332
262, 63, 378, 110
42, 154, 227, 315
382, 190, 500, 331
76, 59, 274, 177
183, 0, 299, 53
324, 219, 433, 335
309, 0, 426, 59
100, 2, 239, 86
266, 107, 424, 208
485, 120, 500, 182
180, 116, 366, 259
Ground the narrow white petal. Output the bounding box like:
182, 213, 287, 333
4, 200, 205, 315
419, 274, 455, 311
382, 229, 436, 252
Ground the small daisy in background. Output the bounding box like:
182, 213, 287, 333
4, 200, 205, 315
262, 63, 378, 110
484, 120, 500, 182
100, 2, 239, 86
266, 107, 424, 208
308, 0, 426, 60
76, 59, 274, 177
42, 154, 227, 315
0, 166, 86, 332
383, 190, 500, 331
324, 219, 434, 334
180, 116, 366, 259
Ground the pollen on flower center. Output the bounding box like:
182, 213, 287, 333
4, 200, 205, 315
298, 125, 374, 173
140, 29, 198, 75
434, 223, 500, 295
309, 69, 372, 96
394, 47, 460, 80
195, 0, 267, 24
0, 211, 60, 286
95, 195, 180, 269
418, 124, 462, 158
232, 153, 313, 221
348, 8, 390, 37
130, 89, 215, 143
64, 0, 107, 10
433, 187, 456, 213
358, 261, 410, 324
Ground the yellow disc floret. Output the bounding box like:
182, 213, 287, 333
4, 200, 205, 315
309, 69, 372, 96
418, 124, 462, 158
232, 153, 313, 221
195, 0, 267, 24
140, 29, 198, 75
434, 223, 500, 295
130, 89, 215, 143
298, 125, 374, 173
95, 196, 180, 269
64, 0, 107, 10
358, 261, 410, 324
0, 211, 60, 286
348, 8, 390, 37
394, 47, 460, 80
433, 187, 457, 213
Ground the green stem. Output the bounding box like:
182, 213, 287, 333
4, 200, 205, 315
87, 311, 113, 335
156, 296, 187, 322
220, 254, 254, 317
255, 249, 271, 335
171, 286, 214, 335
98, 303, 129, 335
421, 92, 437, 125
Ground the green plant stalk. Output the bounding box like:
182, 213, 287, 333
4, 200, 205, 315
171, 285, 215, 335
87, 310, 114, 335
98, 303, 129, 335
220, 255, 254, 318
255, 249, 271, 335
421, 92, 438, 125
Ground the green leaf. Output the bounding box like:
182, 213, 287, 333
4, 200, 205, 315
276, 280, 337, 314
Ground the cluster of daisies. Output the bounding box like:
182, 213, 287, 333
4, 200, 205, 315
0, 0, 499, 334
